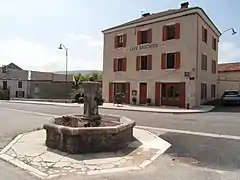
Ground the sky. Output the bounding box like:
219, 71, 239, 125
0, 0, 239, 72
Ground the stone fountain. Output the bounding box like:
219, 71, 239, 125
43, 81, 135, 154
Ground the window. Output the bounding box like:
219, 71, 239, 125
18, 81, 22, 88
166, 25, 175, 40
212, 37, 217, 50
141, 30, 148, 44
201, 54, 207, 71
166, 53, 175, 69
162, 84, 180, 101
115, 34, 126, 48
211, 84, 216, 98
2, 81, 7, 90
212, 60, 216, 74
114, 83, 126, 95
16, 91, 25, 98
1, 66, 7, 73
140, 56, 148, 70
201, 83, 207, 100
202, 26, 208, 43
113, 58, 126, 72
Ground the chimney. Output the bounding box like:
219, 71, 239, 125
181, 2, 189, 9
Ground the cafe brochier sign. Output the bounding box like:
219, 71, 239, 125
130, 43, 160, 51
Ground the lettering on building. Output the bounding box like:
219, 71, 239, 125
130, 43, 160, 51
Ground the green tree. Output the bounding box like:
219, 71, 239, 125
72, 74, 84, 90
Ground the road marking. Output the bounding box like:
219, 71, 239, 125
3, 107, 240, 141
136, 125, 240, 141
2, 108, 58, 117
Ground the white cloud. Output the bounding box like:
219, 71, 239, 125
0, 34, 103, 72
219, 41, 240, 63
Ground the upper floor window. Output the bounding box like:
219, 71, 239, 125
161, 52, 181, 69
201, 54, 207, 71
2, 81, 7, 90
212, 37, 217, 50
18, 81, 22, 88
163, 23, 180, 41
202, 26, 208, 43
114, 34, 127, 48
136, 55, 152, 71
113, 58, 127, 72
1, 66, 7, 73
212, 60, 216, 74
137, 29, 152, 45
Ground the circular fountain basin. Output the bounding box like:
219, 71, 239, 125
43, 114, 136, 154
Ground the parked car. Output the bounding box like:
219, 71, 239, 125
221, 90, 240, 105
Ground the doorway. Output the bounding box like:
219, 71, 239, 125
139, 83, 147, 104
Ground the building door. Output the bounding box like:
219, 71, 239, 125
139, 83, 147, 104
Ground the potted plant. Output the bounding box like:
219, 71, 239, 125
146, 98, 151, 106
132, 96, 137, 105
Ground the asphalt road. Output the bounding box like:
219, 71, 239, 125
0, 101, 240, 180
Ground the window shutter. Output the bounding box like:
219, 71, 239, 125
147, 55, 152, 70
155, 82, 161, 106
212, 37, 214, 49
136, 56, 140, 71
109, 82, 113, 103
202, 26, 205, 42
205, 55, 208, 70
175, 23, 180, 39
123, 34, 127, 47
114, 36, 118, 48
137, 31, 141, 45
148, 29, 152, 43
113, 58, 117, 72
161, 53, 166, 69
175, 52, 181, 69
123, 57, 127, 71
201, 54, 204, 70
162, 26, 167, 41
205, 29, 208, 43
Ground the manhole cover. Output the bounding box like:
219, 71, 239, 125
172, 156, 200, 165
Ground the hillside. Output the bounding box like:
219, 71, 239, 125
54, 70, 102, 75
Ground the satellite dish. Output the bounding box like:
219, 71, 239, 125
141, 9, 144, 15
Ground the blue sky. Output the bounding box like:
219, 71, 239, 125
0, 0, 239, 72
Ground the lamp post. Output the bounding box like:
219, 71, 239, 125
58, 44, 68, 82
220, 28, 237, 37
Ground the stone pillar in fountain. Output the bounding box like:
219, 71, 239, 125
82, 81, 101, 121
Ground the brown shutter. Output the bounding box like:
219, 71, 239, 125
137, 31, 141, 45
175, 52, 181, 69
205, 55, 208, 70
202, 26, 205, 42
123, 57, 127, 71
114, 36, 118, 48
123, 34, 127, 47
155, 82, 161, 106
175, 23, 180, 39
212, 37, 214, 49
201, 54, 204, 70
148, 29, 152, 43
113, 58, 117, 72
125, 82, 130, 104
136, 56, 140, 71
161, 53, 166, 69
205, 29, 208, 43
162, 26, 167, 41
109, 82, 113, 103
147, 55, 152, 70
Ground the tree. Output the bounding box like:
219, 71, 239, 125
72, 74, 84, 90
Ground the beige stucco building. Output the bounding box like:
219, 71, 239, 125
102, 2, 220, 108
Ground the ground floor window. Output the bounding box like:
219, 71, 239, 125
162, 84, 180, 101
201, 83, 207, 100
114, 83, 126, 95
16, 91, 25, 98
211, 84, 216, 98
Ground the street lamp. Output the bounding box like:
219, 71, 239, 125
58, 44, 68, 82
221, 28, 237, 37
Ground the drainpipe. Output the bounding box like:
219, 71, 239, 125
195, 15, 199, 107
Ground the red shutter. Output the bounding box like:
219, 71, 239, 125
136, 56, 140, 71
175, 23, 180, 39
123, 57, 127, 71
148, 29, 152, 43
147, 55, 152, 70
175, 52, 181, 69
113, 58, 117, 72
123, 34, 127, 47
125, 82, 130, 104
161, 53, 166, 69
109, 82, 113, 103
114, 36, 118, 48
155, 82, 161, 106
137, 31, 141, 45
162, 26, 167, 41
